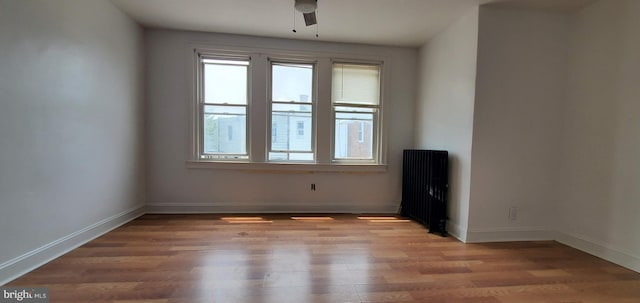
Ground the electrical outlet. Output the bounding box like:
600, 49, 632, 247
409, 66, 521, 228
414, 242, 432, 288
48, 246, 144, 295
311, 183, 316, 191
509, 207, 518, 221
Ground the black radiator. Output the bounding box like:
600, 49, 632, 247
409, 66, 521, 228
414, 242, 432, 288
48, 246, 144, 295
401, 149, 448, 236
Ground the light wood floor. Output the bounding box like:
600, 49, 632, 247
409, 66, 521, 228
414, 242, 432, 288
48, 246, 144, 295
8, 214, 640, 302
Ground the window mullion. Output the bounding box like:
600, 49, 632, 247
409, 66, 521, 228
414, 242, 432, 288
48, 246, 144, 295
250, 54, 267, 162
316, 58, 332, 164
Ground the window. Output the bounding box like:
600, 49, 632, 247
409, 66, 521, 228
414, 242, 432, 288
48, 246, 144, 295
332, 63, 380, 161
197, 56, 249, 160
268, 62, 315, 162
192, 49, 385, 170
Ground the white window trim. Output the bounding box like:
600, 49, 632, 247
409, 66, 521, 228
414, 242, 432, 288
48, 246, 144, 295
187, 45, 388, 173
191, 49, 254, 161
185, 160, 387, 173
331, 61, 384, 164
267, 59, 317, 163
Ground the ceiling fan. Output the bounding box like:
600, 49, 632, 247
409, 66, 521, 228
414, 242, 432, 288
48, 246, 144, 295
294, 0, 318, 26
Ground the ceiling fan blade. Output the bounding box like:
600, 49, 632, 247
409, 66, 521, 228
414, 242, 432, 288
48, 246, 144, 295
303, 11, 317, 26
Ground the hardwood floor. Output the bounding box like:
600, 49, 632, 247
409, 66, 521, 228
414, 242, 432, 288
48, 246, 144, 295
8, 214, 640, 302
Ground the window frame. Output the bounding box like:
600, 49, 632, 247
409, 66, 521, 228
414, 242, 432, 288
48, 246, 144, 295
189, 47, 387, 172
267, 59, 318, 163
331, 62, 383, 164
195, 52, 251, 161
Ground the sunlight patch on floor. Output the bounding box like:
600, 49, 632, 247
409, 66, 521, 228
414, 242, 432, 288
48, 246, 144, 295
222, 217, 273, 224
357, 216, 410, 223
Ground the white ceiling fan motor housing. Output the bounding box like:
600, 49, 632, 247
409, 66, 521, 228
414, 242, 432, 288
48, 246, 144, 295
295, 0, 317, 13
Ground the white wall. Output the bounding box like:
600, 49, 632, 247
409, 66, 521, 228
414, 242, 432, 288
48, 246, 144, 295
416, 0, 640, 272
467, 7, 568, 242
415, 8, 479, 241
557, 0, 640, 271
0, 0, 145, 283
145, 30, 417, 213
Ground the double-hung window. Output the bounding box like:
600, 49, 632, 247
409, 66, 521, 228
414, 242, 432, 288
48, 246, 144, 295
268, 61, 315, 162
332, 63, 381, 162
197, 55, 250, 160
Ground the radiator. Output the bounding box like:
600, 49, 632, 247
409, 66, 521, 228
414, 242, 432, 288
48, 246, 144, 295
401, 149, 448, 236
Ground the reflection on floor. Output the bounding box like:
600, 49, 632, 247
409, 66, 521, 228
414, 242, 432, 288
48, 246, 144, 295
8, 214, 640, 302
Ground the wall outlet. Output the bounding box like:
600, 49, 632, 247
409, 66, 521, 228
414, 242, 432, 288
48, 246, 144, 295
311, 183, 316, 191
509, 207, 518, 221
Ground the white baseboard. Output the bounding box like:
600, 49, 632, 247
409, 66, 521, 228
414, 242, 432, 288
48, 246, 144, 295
0, 205, 146, 285
465, 226, 553, 243
446, 221, 467, 242
555, 231, 640, 273
461, 227, 640, 273
146, 202, 399, 214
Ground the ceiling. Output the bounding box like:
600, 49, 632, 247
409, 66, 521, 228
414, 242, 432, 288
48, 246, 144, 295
111, 0, 596, 47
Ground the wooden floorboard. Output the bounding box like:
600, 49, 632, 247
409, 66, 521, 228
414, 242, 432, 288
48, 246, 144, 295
7, 214, 640, 302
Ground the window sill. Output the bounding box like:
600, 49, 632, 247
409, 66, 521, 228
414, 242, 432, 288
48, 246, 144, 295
185, 160, 387, 173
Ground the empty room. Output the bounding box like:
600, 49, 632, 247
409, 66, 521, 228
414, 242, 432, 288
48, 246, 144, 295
1, 0, 639, 302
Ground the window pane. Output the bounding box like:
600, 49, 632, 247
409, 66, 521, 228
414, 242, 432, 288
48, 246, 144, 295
332, 63, 380, 105
268, 152, 314, 161
268, 152, 288, 161
272, 63, 313, 102
335, 111, 374, 159
271, 108, 312, 153
203, 106, 246, 155
204, 62, 248, 104
204, 105, 246, 115
272, 103, 312, 113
